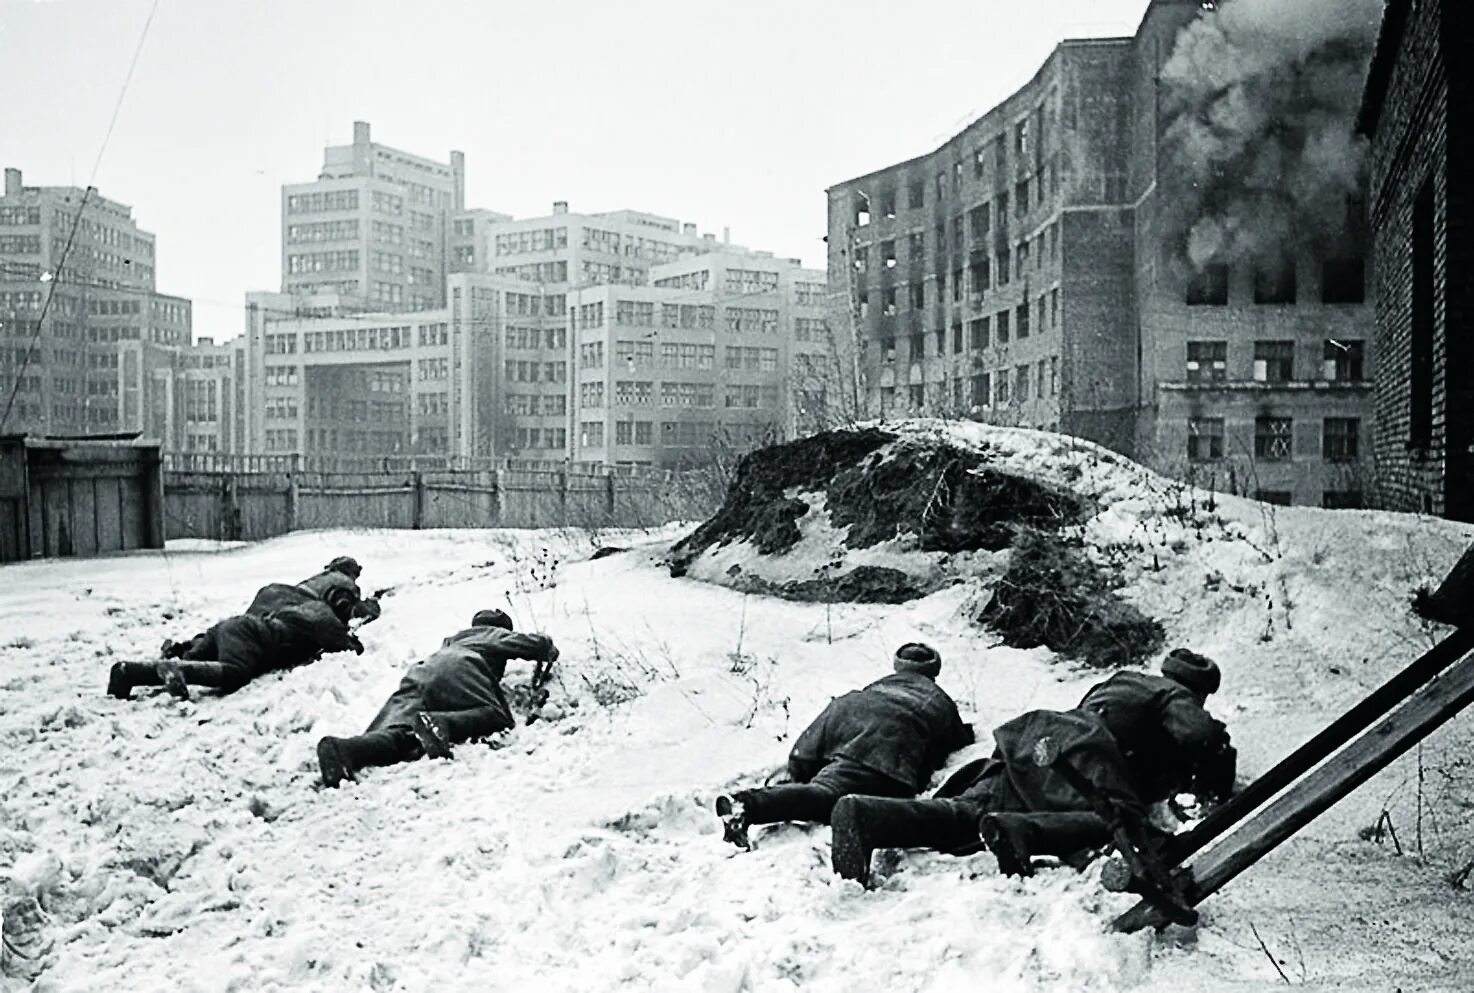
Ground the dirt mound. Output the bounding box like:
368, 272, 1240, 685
667, 422, 1173, 668
669, 427, 1088, 575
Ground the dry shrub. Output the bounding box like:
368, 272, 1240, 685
979, 527, 1165, 669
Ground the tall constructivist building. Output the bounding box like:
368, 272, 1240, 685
281, 121, 465, 311
0, 166, 192, 440
241, 125, 833, 465
567, 250, 830, 465
825, 0, 1374, 508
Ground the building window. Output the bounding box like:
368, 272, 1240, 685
1410, 178, 1434, 448
911, 282, 925, 310
909, 383, 925, 407
1016, 301, 1030, 338
1322, 490, 1363, 509
1322, 339, 1365, 381
971, 372, 991, 407
908, 180, 924, 209
1323, 417, 1360, 462
996, 310, 1010, 343
1253, 259, 1296, 304
1186, 264, 1229, 306
1253, 340, 1294, 382
1321, 256, 1365, 304
1255, 417, 1293, 460
1256, 490, 1293, 506
970, 317, 990, 350
1188, 417, 1224, 461
1186, 341, 1227, 383
1015, 365, 1030, 401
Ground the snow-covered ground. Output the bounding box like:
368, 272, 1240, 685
4, 426, 1474, 992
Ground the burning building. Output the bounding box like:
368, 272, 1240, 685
826, 0, 1381, 507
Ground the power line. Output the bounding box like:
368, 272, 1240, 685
0, 0, 164, 432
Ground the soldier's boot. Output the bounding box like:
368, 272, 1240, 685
714, 794, 751, 851
107, 661, 166, 700
978, 812, 1113, 878
317, 729, 417, 788
412, 712, 453, 760
830, 797, 979, 887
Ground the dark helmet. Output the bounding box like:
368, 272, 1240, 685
1162, 648, 1221, 697
324, 556, 362, 579
471, 609, 514, 631
893, 642, 942, 679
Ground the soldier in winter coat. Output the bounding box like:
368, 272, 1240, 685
715, 642, 974, 849
108, 600, 364, 702
829, 648, 1234, 885
316, 609, 559, 788
161, 556, 380, 660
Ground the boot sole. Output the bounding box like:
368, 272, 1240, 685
317, 738, 351, 788
106, 664, 131, 701
413, 714, 453, 760
979, 815, 1035, 878
830, 799, 871, 886
714, 795, 751, 851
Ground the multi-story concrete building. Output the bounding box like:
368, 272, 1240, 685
1358, 0, 1473, 521
1, 166, 193, 439
241, 273, 569, 460
281, 122, 465, 311
825, 0, 1375, 508
567, 251, 830, 466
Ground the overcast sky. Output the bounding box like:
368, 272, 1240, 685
0, 0, 1149, 340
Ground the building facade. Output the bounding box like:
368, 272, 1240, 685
567, 251, 829, 466
1, 166, 193, 439
281, 121, 466, 311
825, 0, 1376, 508
1358, 0, 1473, 521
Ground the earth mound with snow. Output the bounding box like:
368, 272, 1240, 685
668, 423, 1092, 604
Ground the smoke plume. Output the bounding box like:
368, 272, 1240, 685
1159, 0, 1384, 271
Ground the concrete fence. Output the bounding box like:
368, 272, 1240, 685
162, 458, 723, 542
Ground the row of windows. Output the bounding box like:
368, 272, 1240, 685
494, 228, 569, 256
1186, 417, 1361, 463
287, 220, 359, 243
1186, 259, 1365, 306
0, 206, 42, 226
263, 396, 297, 420
505, 360, 569, 383
505, 326, 567, 351
496, 261, 569, 283
725, 269, 779, 294
503, 393, 567, 416
0, 235, 41, 254
506, 291, 563, 317
1184, 339, 1365, 384
652, 271, 710, 292
880, 295, 1060, 363
305, 396, 406, 419
514, 427, 567, 450
264, 428, 300, 451
301, 325, 417, 353
287, 190, 358, 214
288, 251, 359, 274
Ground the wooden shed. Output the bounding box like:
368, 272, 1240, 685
0, 434, 165, 562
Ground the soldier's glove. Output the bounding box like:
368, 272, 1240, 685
1191, 741, 1238, 805
359, 598, 382, 621
348, 635, 365, 656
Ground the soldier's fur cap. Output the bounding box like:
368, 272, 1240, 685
893, 642, 942, 679
1162, 648, 1221, 697
324, 556, 362, 579
472, 609, 514, 631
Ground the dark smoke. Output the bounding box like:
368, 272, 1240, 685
1159, 0, 1384, 270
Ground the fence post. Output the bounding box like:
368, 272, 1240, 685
558, 465, 569, 525
285, 454, 301, 534
490, 467, 503, 525
605, 469, 616, 519
412, 470, 427, 529
222, 473, 242, 541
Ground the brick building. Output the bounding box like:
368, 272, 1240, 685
827, 0, 1376, 506
1358, 0, 1473, 520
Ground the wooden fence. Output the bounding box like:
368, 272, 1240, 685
162, 462, 723, 542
